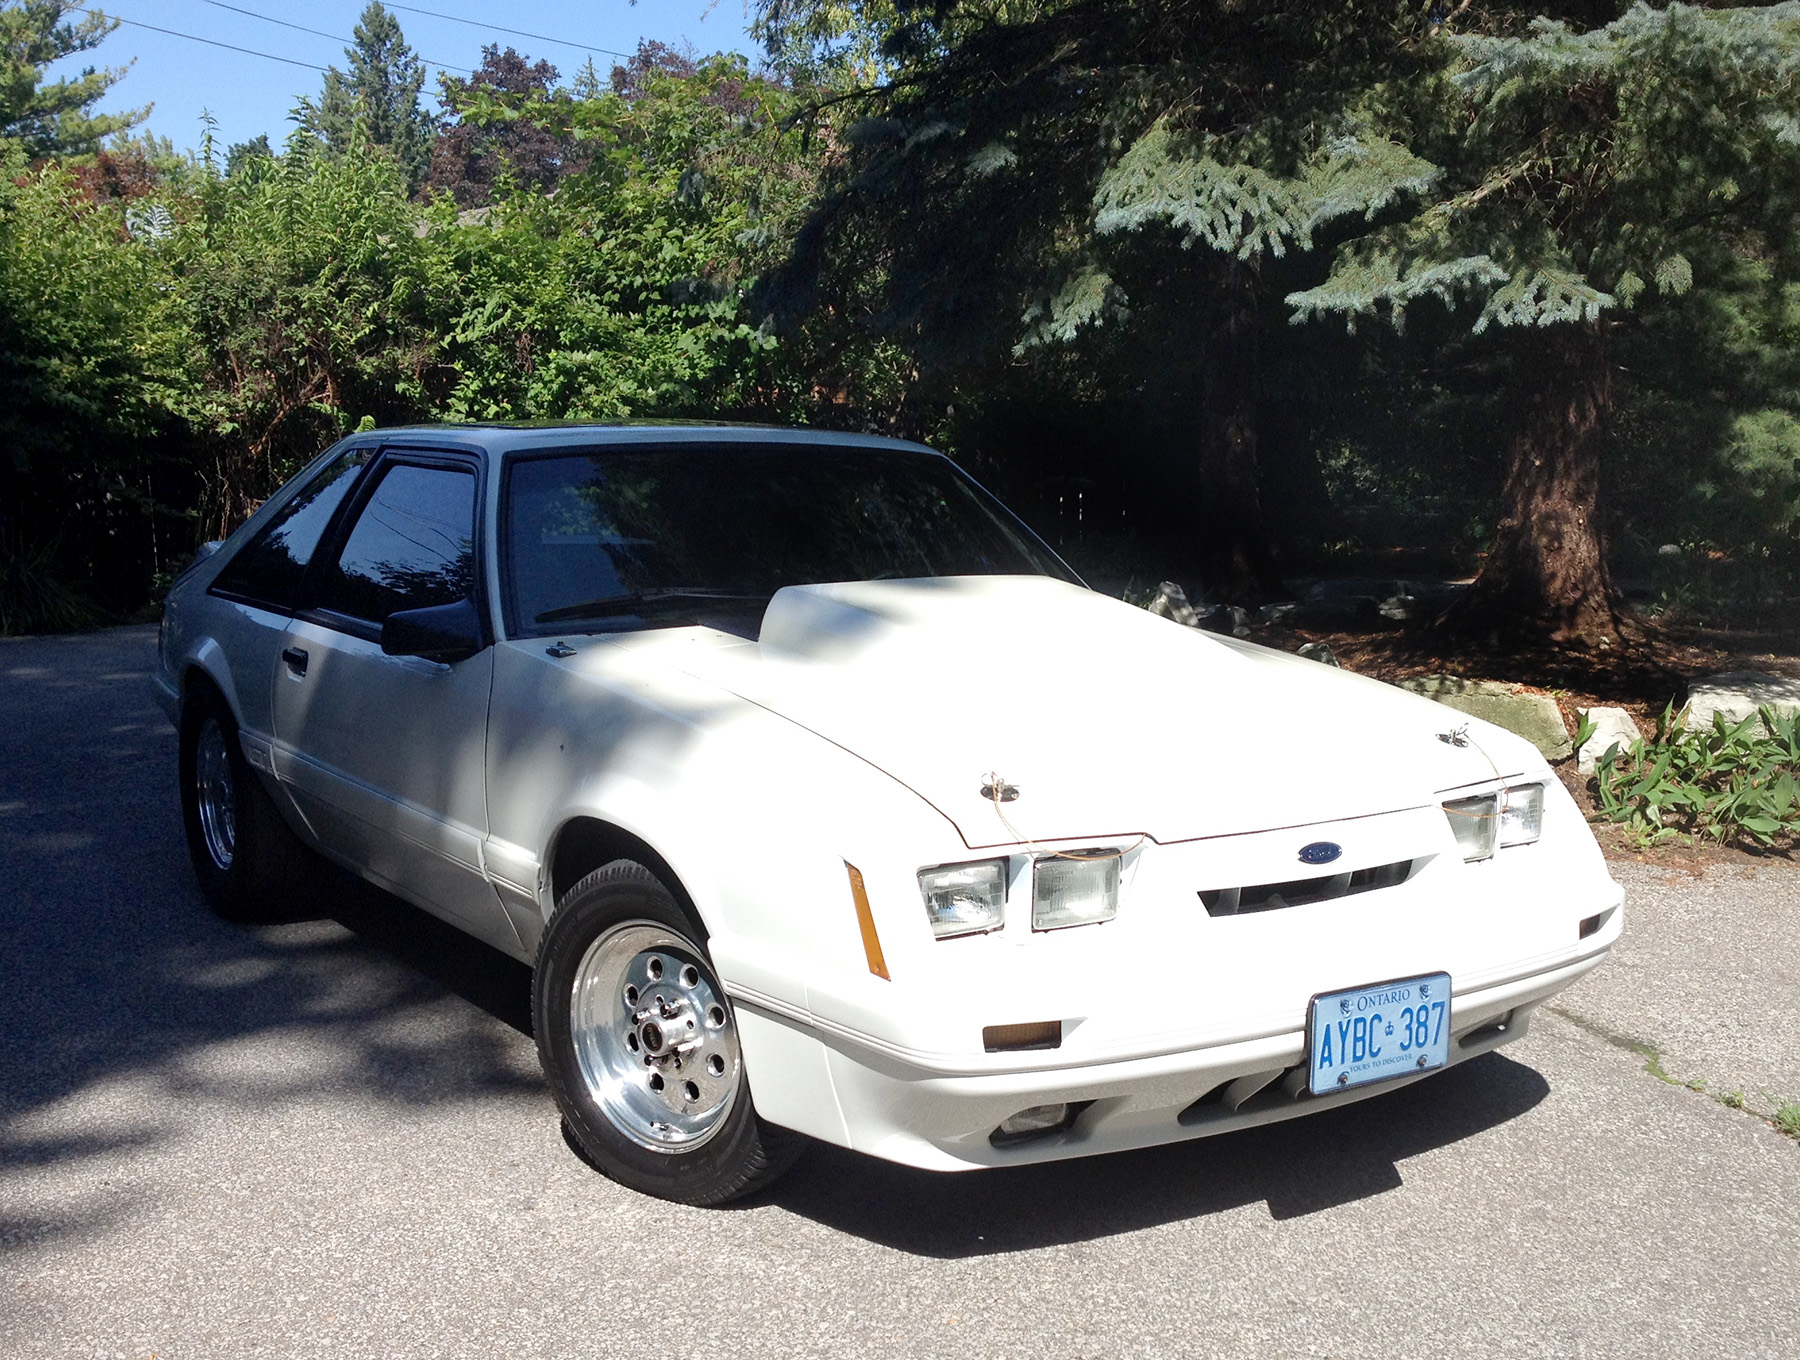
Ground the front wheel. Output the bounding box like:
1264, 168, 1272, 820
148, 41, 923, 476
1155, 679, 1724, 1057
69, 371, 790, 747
533, 861, 800, 1205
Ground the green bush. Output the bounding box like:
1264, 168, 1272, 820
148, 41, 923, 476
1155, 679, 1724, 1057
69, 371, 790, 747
1583, 704, 1800, 848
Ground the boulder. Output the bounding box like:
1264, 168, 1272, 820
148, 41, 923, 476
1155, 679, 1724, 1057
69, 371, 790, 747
1397, 675, 1574, 761
1682, 671, 1800, 731
1145, 581, 1200, 627
1576, 705, 1643, 774
1296, 642, 1340, 667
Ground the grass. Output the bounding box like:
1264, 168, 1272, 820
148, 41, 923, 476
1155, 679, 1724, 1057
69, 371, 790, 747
1548, 1006, 1800, 1141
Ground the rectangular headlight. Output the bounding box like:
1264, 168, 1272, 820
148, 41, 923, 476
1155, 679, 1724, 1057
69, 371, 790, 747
918, 860, 1007, 938
1032, 853, 1119, 930
1443, 794, 1497, 862
1499, 783, 1545, 846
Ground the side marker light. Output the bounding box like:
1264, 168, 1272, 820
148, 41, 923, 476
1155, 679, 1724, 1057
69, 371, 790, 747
845, 863, 889, 980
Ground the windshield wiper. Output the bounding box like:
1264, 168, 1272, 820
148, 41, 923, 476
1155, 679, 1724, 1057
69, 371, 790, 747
535, 588, 771, 625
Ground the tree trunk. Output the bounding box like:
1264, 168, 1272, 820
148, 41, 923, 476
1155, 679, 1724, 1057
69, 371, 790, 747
1192, 256, 1288, 604
1437, 320, 1633, 651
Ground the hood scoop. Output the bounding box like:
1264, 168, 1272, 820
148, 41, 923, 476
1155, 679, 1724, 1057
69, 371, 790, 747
666, 576, 1508, 847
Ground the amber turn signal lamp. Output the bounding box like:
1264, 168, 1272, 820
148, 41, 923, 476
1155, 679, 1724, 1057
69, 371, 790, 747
845, 863, 889, 980
982, 1020, 1062, 1052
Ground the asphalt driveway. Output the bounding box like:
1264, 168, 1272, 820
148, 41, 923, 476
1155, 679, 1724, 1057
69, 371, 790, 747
3, 626, 1796, 1359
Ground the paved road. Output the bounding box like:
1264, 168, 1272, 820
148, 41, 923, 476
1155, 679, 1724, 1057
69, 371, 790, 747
3, 626, 1797, 1359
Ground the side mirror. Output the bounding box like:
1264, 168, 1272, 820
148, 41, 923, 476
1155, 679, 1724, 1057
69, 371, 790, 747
381, 597, 485, 664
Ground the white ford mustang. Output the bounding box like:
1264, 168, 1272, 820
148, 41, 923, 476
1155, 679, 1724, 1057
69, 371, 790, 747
154, 423, 1622, 1204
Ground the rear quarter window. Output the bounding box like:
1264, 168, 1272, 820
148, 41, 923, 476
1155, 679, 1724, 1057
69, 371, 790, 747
211, 449, 369, 610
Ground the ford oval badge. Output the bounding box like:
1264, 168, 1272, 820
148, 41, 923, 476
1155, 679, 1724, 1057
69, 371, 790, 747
1298, 841, 1342, 866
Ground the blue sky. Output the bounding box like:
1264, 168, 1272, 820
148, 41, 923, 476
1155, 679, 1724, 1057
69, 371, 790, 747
56, 0, 759, 153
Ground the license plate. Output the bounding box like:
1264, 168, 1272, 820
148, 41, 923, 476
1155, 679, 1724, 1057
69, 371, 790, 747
1308, 973, 1451, 1096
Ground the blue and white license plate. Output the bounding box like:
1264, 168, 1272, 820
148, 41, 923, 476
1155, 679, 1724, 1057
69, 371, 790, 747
1308, 973, 1451, 1095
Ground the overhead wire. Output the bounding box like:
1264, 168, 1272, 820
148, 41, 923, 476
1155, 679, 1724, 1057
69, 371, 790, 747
66, 5, 329, 71
380, 2, 638, 62
72, 2, 648, 80
191, 0, 473, 73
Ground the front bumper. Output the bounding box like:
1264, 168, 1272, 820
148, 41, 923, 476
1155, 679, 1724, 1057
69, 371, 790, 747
729, 920, 1619, 1172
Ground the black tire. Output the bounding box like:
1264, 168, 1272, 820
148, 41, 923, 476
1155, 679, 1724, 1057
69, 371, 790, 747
178, 686, 312, 922
533, 860, 801, 1205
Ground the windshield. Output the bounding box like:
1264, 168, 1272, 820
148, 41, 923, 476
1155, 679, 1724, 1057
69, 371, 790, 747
503, 443, 1076, 636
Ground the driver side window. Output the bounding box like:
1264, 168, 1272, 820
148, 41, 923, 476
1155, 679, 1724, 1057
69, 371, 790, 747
313, 462, 477, 625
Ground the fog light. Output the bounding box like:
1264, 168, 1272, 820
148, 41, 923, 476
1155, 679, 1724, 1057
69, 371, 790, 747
918, 859, 1007, 938
990, 1103, 1072, 1146
1442, 794, 1497, 861
1032, 852, 1119, 930
1499, 783, 1545, 847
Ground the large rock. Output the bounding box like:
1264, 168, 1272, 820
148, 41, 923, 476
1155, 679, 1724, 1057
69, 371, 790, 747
1576, 705, 1643, 774
1683, 671, 1800, 731
1296, 642, 1340, 667
1397, 675, 1574, 761
1145, 581, 1200, 627
1292, 578, 1465, 628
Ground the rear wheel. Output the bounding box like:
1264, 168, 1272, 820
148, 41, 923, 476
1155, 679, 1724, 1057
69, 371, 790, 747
179, 689, 310, 921
534, 860, 800, 1205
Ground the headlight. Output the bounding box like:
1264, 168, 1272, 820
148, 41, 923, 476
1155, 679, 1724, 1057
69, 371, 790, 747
1499, 782, 1544, 846
918, 860, 1007, 937
1032, 853, 1119, 930
1442, 794, 1497, 862
1443, 783, 1545, 861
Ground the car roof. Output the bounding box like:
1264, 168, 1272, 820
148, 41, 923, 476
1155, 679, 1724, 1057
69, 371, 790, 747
364, 422, 942, 460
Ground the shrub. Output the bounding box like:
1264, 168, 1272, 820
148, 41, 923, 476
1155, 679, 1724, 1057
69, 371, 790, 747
1583, 704, 1800, 848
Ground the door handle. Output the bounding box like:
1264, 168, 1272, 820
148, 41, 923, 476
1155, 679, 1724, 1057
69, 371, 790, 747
281, 647, 309, 677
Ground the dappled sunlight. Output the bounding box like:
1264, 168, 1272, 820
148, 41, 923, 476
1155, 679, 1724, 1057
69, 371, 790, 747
0, 627, 547, 1238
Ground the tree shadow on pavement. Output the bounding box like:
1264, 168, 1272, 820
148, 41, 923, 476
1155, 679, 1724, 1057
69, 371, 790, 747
0, 628, 541, 1193
761, 1051, 1549, 1257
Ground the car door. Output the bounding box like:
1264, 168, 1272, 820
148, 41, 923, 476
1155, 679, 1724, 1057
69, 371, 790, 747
269, 449, 516, 949
203, 444, 374, 772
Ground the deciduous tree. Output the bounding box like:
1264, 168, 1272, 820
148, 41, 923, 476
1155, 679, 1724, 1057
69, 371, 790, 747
428, 46, 577, 206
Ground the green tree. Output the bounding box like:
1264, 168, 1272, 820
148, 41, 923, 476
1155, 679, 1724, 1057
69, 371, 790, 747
1291, 3, 1800, 649
294, 2, 432, 193
763, 0, 1446, 598
171, 132, 437, 533
425, 51, 827, 423
0, 0, 144, 157
0, 141, 192, 628
224, 133, 272, 179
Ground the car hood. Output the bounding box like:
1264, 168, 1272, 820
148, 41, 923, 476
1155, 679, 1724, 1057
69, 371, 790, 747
674, 576, 1541, 847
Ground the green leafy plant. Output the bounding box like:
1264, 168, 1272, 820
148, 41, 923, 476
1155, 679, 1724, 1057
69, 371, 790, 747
1587, 703, 1800, 848
1776, 1101, 1800, 1138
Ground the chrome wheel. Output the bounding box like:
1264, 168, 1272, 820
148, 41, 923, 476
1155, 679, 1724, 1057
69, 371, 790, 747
193, 717, 236, 872
569, 923, 741, 1152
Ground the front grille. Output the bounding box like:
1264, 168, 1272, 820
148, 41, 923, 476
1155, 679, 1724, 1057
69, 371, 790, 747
1199, 858, 1415, 917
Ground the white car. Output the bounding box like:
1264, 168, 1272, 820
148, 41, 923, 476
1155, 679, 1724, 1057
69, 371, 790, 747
154, 424, 1623, 1204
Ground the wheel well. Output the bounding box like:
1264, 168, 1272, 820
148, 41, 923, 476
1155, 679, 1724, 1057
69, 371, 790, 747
180, 665, 226, 729
549, 818, 702, 933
